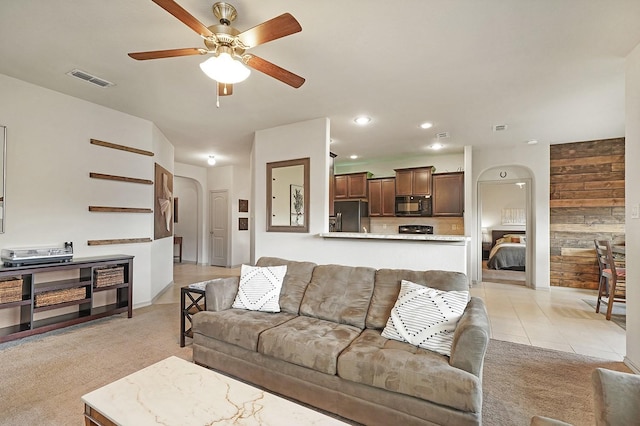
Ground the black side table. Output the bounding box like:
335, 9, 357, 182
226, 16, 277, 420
180, 285, 206, 347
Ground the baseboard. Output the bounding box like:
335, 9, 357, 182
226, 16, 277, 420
624, 356, 640, 374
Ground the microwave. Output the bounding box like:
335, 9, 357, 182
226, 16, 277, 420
395, 195, 432, 217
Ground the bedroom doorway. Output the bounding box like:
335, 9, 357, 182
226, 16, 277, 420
477, 167, 533, 287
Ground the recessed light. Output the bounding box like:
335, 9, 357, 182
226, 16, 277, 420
350, 155, 358, 159
419, 122, 433, 129
526, 139, 539, 145
354, 116, 371, 125
207, 155, 216, 165
430, 143, 444, 150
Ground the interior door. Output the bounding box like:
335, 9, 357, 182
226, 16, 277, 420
209, 190, 228, 266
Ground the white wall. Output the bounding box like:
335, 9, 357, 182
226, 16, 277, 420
175, 162, 208, 264
480, 182, 527, 232
0, 73, 173, 307
174, 176, 198, 263
472, 144, 550, 289
625, 42, 640, 372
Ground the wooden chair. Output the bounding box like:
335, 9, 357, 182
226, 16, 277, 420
594, 240, 626, 320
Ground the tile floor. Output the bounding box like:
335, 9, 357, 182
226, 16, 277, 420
161, 263, 626, 362
471, 281, 626, 361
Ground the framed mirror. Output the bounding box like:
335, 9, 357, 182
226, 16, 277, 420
266, 157, 310, 233
0, 125, 5, 233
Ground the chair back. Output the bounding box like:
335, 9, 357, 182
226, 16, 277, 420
594, 240, 616, 277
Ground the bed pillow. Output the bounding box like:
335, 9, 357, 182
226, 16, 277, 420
511, 236, 521, 243
381, 280, 469, 356
520, 236, 526, 244
495, 237, 506, 245
232, 264, 287, 312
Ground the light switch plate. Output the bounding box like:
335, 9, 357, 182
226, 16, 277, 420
632, 203, 640, 219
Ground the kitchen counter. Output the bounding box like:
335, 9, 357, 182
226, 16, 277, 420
318, 232, 469, 242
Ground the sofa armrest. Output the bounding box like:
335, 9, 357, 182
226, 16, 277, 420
449, 297, 490, 378
204, 277, 240, 312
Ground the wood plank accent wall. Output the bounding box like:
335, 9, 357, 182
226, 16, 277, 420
550, 138, 625, 289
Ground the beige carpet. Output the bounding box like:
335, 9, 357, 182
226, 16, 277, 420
0, 303, 632, 426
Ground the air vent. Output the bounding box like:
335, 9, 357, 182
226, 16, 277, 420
66, 69, 115, 88
436, 132, 450, 139
493, 124, 508, 131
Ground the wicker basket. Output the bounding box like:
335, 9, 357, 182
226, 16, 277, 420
35, 287, 86, 308
0, 277, 23, 304
94, 266, 125, 288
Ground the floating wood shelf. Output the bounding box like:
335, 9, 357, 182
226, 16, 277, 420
89, 172, 153, 185
90, 139, 154, 157
87, 238, 152, 246
89, 206, 152, 213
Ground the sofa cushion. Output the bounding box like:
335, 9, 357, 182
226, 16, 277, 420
192, 309, 295, 351
367, 269, 469, 329
300, 264, 376, 329
381, 280, 469, 356
337, 329, 482, 413
258, 316, 362, 375
256, 257, 317, 314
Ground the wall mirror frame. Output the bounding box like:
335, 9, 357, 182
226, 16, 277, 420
266, 157, 310, 233
0, 125, 6, 233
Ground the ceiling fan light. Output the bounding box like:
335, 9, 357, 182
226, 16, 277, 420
200, 52, 250, 84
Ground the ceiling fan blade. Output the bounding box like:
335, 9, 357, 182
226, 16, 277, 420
218, 82, 233, 96
128, 48, 207, 60
151, 0, 213, 38
243, 54, 305, 88
237, 13, 301, 48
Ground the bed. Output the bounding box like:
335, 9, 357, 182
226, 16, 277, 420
487, 230, 526, 270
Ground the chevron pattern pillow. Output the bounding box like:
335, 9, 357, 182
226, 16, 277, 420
232, 264, 287, 312
381, 280, 469, 356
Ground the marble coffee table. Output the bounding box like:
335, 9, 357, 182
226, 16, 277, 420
82, 356, 348, 425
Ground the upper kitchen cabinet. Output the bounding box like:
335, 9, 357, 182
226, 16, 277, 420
394, 166, 434, 196
334, 172, 371, 199
368, 177, 396, 217
432, 172, 464, 217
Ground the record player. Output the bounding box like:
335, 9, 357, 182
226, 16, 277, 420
1, 242, 73, 267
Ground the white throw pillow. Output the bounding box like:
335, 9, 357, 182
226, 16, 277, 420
232, 264, 287, 312
381, 280, 469, 356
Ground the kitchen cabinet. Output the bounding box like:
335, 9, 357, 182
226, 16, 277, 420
432, 172, 464, 216
368, 178, 396, 216
395, 166, 434, 196
334, 172, 370, 199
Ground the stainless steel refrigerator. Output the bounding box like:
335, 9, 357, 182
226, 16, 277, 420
333, 200, 370, 232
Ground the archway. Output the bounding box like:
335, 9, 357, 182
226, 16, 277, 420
477, 165, 534, 287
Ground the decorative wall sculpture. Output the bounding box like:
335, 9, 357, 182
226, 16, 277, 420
154, 163, 173, 239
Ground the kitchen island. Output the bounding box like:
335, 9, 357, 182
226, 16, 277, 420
318, 232, 467, 242
315, 232, 471, 276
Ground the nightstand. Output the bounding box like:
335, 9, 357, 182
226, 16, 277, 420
180, 285, 206, 347
482, 242, 491, 260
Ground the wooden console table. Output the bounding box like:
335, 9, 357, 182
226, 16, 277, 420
0, 255, 133, 343
173, 236, 182, 263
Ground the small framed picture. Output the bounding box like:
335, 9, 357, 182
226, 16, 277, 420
239, 199, 248, 213
239, 217, 248, 231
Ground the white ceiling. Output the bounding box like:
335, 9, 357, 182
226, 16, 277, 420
1, 1, 639, 168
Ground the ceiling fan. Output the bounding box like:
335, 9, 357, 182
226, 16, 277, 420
128, 0, 305, 96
